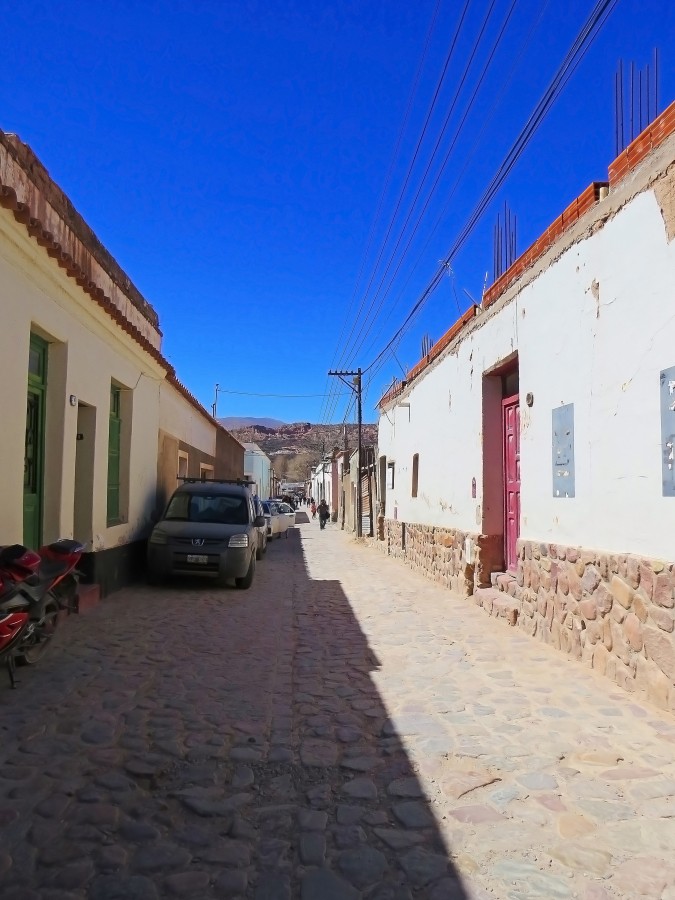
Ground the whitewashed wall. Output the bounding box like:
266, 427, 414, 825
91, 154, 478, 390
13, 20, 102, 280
518, 187, 675, 558
310, 463, 332, 506
159, 382, 216, 456
379, 174, 675, 560
0, 205, 165, 550
378, 302, 517, 532
244, 447, 271, 498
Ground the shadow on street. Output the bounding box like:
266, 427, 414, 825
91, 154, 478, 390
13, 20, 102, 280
0, 525, 468, 898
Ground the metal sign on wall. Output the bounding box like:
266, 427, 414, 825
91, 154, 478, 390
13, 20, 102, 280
552, 403, 575, 498
661, 366, 675, 497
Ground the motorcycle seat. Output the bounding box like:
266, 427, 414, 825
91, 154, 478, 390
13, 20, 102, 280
36, 559, 71, 582
45, 539, 86, 556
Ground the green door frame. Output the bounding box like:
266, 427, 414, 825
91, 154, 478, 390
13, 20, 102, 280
107, 383, 122, 526
24, 334, 48, 549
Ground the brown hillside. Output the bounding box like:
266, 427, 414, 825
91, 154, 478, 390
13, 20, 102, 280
231, 422, 378, 481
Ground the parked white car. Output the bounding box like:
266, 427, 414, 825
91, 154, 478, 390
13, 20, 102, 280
277, 502, 296, 527
262, 501, 286, 539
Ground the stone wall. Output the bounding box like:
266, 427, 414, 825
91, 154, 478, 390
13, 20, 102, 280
383, 518, 404, 560
380, 519, 476, 596
487, 540, 675, 712
376, 521, 675, 711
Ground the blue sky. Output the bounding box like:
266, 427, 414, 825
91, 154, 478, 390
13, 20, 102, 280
2, 0, 673, 424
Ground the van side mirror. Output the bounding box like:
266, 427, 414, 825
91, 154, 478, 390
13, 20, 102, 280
254, 515, 266, 527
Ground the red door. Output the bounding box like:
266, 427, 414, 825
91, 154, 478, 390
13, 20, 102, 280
502, 395, 520, 571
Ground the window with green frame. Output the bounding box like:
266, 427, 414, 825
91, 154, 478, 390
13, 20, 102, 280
107, 384, 122, 525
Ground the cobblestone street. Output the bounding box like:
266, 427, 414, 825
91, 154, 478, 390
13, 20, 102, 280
2, 520, 675, 899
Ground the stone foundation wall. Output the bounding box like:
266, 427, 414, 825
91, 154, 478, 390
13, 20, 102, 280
383, 519, 404, 560
381, 519, 485, 597
376, 520, 675, 711
504, 540, 675, 711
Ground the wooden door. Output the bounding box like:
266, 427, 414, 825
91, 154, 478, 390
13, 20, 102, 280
502, 394, 520, 571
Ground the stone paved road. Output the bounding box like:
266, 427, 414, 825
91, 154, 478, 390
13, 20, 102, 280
2, 522, 675, 899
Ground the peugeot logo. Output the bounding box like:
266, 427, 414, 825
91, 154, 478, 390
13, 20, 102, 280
192, 538, 205, 547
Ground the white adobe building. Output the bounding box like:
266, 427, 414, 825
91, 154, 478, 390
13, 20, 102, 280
243, 442, 273, 499
309, 457, 333, 507
376, 100, 675, 710
0, 129, 244, 595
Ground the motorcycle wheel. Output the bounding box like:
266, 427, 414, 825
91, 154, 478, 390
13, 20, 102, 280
17, 593, 59, 666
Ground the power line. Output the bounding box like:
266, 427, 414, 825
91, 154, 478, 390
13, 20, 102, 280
364, 0, 619, 382
318, 0, 442, 426
214, 388, 351, 399
322, 0, 472, 425
324, 0, 508, 423
341, 0, 516, 372
359, 0, 552, 366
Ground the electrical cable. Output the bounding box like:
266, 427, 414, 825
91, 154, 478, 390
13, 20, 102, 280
364, 0, 619, 384
342, 0, 517, 371
326, 0, 508, 422
323, 0, 473, 424
360, 0, 551, 366
319, 0, 442, 425
214, 388, 351, 398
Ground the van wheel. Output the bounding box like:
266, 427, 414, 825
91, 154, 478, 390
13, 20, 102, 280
235, 554, 256, 590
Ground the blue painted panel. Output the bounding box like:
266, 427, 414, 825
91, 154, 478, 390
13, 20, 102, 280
660, 366, 675, 497
552, 404, 575, 498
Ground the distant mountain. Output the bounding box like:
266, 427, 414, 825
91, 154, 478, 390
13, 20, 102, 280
228, 422, 378, 481
229, 422, 377, 454
218, 416, 287, 430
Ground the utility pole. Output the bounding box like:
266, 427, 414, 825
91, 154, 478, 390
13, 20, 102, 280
321, 441, 326, 502
341, 424, 348, 530
327, 367, 363, 538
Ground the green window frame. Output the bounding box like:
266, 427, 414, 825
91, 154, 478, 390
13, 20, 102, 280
107, 384, 122, 525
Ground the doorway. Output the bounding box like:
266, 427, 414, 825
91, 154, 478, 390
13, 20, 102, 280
481, 356, 520, 578
23, 335, 48, 548
502, 394, 521, 571
74, 403, 96, 546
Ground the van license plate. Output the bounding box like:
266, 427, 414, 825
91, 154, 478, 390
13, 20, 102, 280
187, 554, 208, 564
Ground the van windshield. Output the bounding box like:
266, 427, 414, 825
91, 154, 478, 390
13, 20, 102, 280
164, 493, 249, 525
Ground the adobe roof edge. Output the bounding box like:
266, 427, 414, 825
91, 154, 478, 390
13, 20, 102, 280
0, 140, 240, 447
378, 304, 479, 409
167, 374, 245, 450
0, 130, 160, 330
482, 100, 675, 314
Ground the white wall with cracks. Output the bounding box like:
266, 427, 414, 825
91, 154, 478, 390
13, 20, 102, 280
379, 148, 675, 561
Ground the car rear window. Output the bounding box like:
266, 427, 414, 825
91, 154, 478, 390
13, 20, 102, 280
165, 493, 249, 525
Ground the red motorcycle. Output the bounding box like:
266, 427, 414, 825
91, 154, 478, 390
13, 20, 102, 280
0, 539, 84, 687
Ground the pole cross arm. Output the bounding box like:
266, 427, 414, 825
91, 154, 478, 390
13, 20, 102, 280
328, 370, 360, 393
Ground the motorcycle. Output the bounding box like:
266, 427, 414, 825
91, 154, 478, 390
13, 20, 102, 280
0, 539, 84, 687
0, 568, 32, 690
